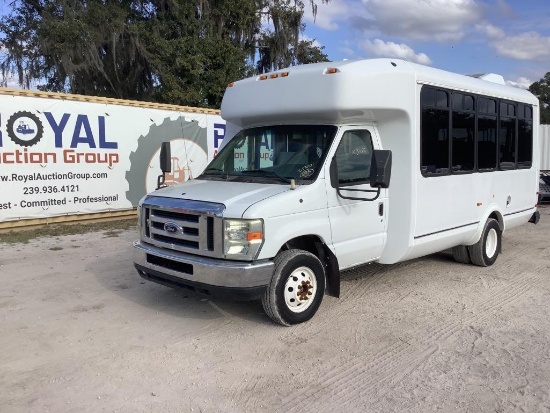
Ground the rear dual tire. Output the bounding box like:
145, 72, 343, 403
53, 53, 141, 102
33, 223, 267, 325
468, 218, 501, 267
452, 245, 470, 264
452, 219, 501, 267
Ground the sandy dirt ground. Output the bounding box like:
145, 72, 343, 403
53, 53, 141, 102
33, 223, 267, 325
1, 206, 550, 413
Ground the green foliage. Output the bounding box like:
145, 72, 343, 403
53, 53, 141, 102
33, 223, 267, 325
295, 38, 329, 65
529, 72, 550, 124
0, 0, 331, 108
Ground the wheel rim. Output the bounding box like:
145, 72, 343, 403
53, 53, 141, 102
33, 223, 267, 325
284, 266, 317, 313
485, 228, 498, 258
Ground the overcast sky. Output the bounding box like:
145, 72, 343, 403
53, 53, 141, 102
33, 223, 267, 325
303, 0, 550, 88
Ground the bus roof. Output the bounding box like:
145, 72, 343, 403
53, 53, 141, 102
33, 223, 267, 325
221, 58, 538, 128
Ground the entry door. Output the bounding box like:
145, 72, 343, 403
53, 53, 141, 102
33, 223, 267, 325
326, 127, 387, 269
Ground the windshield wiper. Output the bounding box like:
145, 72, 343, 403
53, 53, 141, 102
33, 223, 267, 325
199, 167, 231, 180
238, 170, 292, 184
202, 167, 225, 174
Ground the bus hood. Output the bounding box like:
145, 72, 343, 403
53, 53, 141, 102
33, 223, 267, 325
147, 179, 290, 217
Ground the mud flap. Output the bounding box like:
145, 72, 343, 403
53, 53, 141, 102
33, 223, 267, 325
321, 244, 340, 298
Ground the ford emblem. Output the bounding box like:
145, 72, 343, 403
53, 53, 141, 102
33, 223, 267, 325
164, 222, 182, 234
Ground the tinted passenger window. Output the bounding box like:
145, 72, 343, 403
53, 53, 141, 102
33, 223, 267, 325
421, 108, 449, 175
451, 93, 475, 172
421, 88, 449, 175
517, 104, 533, 168
421, 86, 533, 176
452, 111, 475, 172
499, 117, 516, 169
477, 116, 497, 170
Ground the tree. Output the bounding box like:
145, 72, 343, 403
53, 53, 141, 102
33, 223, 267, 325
0, 0, 330, 108
256, 0, 329, 74
529, 72, 550, 124
294, 38, 329, 65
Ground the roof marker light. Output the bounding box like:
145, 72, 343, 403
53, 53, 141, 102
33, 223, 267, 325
325, 68, 339, 74
259, 75, 268, 80
270, 73, 278, 79
227, 82, 234, 88
281, 72, 289, 77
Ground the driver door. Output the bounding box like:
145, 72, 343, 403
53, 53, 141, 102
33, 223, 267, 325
326, 127, 388, 269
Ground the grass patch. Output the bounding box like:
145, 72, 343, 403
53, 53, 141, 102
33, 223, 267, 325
0, 218, 137, 245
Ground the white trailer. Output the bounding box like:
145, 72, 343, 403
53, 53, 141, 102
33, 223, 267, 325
133, 58, 540, 326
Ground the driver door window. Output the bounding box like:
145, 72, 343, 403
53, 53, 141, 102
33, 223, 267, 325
335, 130, 374, 185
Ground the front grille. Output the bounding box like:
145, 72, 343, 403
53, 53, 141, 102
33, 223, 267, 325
207, 217, 215, 251
151, 208, 200, 222
153, 233, 199, 249
140, 197, 225, 258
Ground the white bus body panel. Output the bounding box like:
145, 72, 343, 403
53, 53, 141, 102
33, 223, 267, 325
220, 58, 540, 267
241, 179, 333, 260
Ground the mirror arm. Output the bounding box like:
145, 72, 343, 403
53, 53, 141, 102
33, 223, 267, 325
156, 174, 167, 190
336, 186, 381, 201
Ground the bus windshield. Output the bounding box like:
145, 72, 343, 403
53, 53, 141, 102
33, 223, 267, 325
199, 125, 337, 184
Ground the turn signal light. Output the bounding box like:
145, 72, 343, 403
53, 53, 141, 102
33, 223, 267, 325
247, 232, 263, 241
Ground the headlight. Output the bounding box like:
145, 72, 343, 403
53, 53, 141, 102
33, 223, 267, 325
223, 219, 264, 260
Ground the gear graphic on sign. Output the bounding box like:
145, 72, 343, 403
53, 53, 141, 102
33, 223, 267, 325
6, 111, 44, 147
125, 117, 208, 206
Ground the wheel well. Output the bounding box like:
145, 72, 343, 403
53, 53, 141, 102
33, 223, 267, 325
280, 235, 321, 256
278, 235, 340, 298
488, 211, 504, 231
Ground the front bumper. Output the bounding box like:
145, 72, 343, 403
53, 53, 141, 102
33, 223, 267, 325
133, 240, 274, 300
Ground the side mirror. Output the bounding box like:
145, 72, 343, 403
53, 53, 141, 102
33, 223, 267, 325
369, 150, 392, 189
159, 141, 172, 173
157, 141, 172, 189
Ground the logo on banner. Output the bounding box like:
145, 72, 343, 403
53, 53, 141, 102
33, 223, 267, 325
6, 111, 44, 147
0, 110, 120, 167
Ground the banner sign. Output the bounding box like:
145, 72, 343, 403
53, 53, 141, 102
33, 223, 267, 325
0, 94, 226, 222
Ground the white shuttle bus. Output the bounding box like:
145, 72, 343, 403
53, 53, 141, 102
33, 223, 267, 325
133, 59, 541, 326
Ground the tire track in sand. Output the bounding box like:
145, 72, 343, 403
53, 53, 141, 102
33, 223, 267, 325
277, 261, 408, 341
277, 272, 537, 412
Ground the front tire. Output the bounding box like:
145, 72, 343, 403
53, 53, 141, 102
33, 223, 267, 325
262, 249, 325, 326
468, 218, 501, 267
